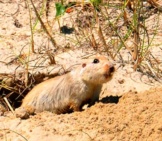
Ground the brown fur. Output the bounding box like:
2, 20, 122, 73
20, 56, 115, 115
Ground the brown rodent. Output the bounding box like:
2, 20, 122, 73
20, 56, 115, 115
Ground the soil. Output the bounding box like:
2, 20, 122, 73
0, 0, 162, 141
0, 87, 162, 141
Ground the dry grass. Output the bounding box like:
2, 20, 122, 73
0, 0, 162, 111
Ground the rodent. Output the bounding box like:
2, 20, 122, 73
18, 55, 115, 116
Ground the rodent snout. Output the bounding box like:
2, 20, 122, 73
109, 66, 115, 73
103, 64, 115, 79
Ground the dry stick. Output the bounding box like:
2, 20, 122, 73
0, 129, 28, 141
61, 0, 63, 5
26, 0, 35, 53
3, 97, 15, 115
88, 22, 98, 50
95, 11, 106, 46
94, 6, 114, 59
24, 0, 32, 86
133, 29, 139, 61
148, 0, 162, 11
46, 50, 56, 64
133, 1, 143, 70
91, 32, 98, 50
145, 61, 158, 78
1, 84, 17, 94
30, 0, 58, 49
24, 67, 29, 87
132, 0, 140, 62
45, 0, 53, 30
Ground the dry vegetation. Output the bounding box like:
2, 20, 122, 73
0, 0, 161, 109
0, 0, 162, 140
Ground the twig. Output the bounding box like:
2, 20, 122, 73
0, 129, 28, 141
145, 61, 157, 77
26, 0, 35, 53
30, 0, 58, 49
3, 97, 15, 115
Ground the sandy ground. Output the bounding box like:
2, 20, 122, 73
0, 87, 162, 141
0, 0, 162, 141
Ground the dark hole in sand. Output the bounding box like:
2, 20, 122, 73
100, 95, 122, 104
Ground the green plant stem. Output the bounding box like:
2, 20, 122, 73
30, 0, 58, 49
26, 0, 35, 53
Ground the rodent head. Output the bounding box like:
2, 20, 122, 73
80, 56, 115, 84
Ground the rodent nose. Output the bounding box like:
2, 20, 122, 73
109, 66, 115, 73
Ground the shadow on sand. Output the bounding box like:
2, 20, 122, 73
100, 95, 122, 104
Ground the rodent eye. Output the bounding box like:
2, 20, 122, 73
93, 59, 99, 64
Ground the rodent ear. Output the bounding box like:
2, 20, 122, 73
82, 63, 86, 68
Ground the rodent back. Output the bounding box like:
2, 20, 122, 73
22, 72, 95, 112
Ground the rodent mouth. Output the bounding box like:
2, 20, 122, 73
104, 73, 112, 79
104, 66, 115, 79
